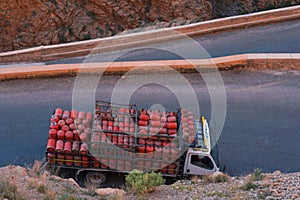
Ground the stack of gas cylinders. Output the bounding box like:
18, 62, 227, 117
47, 109, 94, 167
46, 101, 193, 175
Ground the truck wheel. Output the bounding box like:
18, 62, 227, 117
85, 172, 106, 187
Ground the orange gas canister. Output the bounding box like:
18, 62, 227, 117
47, 153, 55, 163
57, 120, 65, 127
167, 116, 177, 122
48, 129, 57, 139
57, 130, 65, 140
47, 139, 56, 152
80, 143, 88, 155
150, 114, 160, 121
74, 155, 81, 166
71, 109, 78, 119
55, 140, 64, 152
78, 111, 86, 120
79, 132, 89, 142
54, 108, 63, 119
167, 122, 177, 129
62, 110, 70, 120
56, 153, 65, 165
65, 131, 73, 141
150, 121, 161, 128
139, 114, 149, 121
63, 142, 72, 154
50, 122, 59, 130
86, 112, 93, 121
82, 156, 90, 167
65, 155, 73, 166
65, 118, 73, 125
73, 130, 80, 141
61, 125, 70, 132
72, 141, 80, 154
50, 115, 59, 123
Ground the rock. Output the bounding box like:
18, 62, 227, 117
1, 0, 298, 52
96, 188, 125, 200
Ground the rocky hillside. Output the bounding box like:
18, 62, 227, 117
0, 164, 299, 200
0, 0, 299, 52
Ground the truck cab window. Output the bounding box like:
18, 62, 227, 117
191, 155, 214, 170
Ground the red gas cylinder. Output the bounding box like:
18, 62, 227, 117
57, 120, 65, 127
138, 120, 148, 126
65, 131, 73, 141
74, 155, 81, 166
79, 132, 89, 142
150, 114, 160, 121
50, 115, 59, 123
54, 108, 63, 119
57, 130, 65, 140
50, 122, 59, 130
167, 122, 177, 129
47, 139, 56, 152
65, 118, 73, 125
82, 119, 90, 128
47, 153, 55, 163
77, 124, 85, 132
160, 116, 167, 123
84, 127, 92, 134
56, 153, 65, 165
55, 140, 64, 152
80, 143, 88, 155
78, 111, 86, 120
129, 127, 135, 133
73, 130, 80, 141
149, 127, 159, 134
151, 121, 161, 128
159, 128, 167, 134
100, 159, 108, 169
62, 110, 70, 120
61, 125, 69, 132
123, 135, 129, 148
69, 123, 76, 131
139, 114, 149, 121
48, 129, 57, 139
82, 156, 90, 167
63, 142, 72, 154
71, 109, 78, 119
168, 129, 177, 135
86, 112, 93, 121
117, 135, 124, 145
167, 116, 177, 122
72, 141, 80, 154
65, 155, 73, 166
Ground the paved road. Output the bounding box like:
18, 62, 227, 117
0, 70, 299, 176
45, 19, 300, 64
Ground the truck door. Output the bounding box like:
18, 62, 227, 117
184, 152, 217, 175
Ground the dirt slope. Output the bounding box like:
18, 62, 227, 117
0, 0, 299, 52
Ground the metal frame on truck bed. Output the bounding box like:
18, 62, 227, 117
45, 100, 219, 187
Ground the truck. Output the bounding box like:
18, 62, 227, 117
46, 100, 219, 187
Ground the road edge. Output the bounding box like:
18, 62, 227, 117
0, 53, 299, 81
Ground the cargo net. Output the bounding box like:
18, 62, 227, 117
46, 101, 198, 176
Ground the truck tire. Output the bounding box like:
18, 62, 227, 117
85, 172, 106, 187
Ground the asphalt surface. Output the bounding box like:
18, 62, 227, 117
0, 70, 299, 176
45, 19, 300, 64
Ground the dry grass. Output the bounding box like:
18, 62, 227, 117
0, 179, 23, 200
43, 189, 56, 200
202, 172, 230, 183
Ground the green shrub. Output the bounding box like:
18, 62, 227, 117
251, 168, 264, 181
240, 181, 258, 191
126, 170, 165, 194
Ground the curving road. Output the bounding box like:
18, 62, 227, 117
0, 70, 299, 176
46, 19, 300, 64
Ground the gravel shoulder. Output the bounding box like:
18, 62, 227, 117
0, 164, 299, 200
